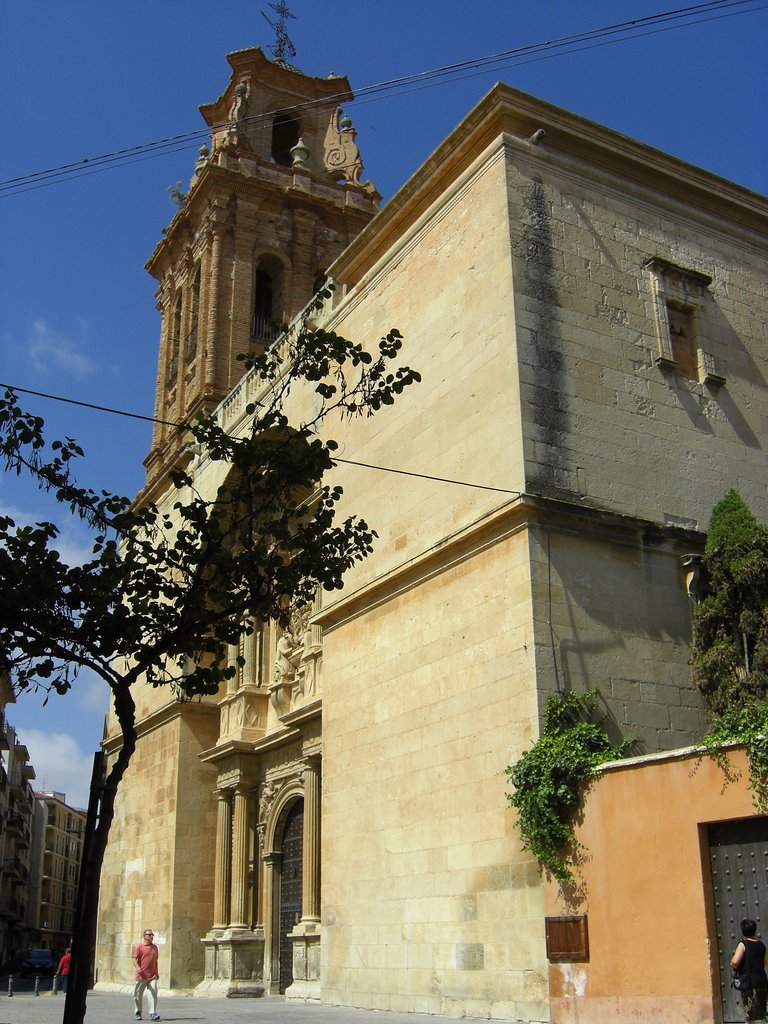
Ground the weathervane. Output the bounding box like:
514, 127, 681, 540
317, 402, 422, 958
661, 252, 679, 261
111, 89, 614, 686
262, 1, 297, 65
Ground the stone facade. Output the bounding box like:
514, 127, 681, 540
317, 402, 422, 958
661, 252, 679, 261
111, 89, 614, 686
97, 50, 768, 1022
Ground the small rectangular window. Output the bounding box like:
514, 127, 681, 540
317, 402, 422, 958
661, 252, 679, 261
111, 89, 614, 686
645, 257, 725, 385
667, 304, 699, 379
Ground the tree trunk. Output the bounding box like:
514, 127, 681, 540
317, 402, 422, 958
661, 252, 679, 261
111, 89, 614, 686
63, 687, 137, 1024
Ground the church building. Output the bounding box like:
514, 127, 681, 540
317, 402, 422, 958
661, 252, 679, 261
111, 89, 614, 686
97, 40, 768, 1024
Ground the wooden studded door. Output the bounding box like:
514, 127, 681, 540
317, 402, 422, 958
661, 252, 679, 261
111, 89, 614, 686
279, 800, 304, 994
708, 816, 768, 1023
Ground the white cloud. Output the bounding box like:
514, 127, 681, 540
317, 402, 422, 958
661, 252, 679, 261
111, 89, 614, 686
0, 498, 26, 524
76, 671, 111, 716
27, 318, 96, 378
16, 729, 94, 810
54, 520, 97, 567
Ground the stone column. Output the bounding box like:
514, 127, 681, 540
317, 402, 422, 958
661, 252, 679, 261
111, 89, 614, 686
154, 289, 171, 444
254, 824, 266, 928
242, 622, 260, 687
213, 789, 232, 930
227, 641, 239, 693
302, 759, 321, 923
229, 783, 250, 928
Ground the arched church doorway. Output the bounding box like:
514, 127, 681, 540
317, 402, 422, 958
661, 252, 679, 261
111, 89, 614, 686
278, 799, 303, 993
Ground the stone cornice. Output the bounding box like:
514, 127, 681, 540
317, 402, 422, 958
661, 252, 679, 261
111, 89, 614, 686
315, 493, 704, 633
101, 697, 219, 756
199, 723, 301, 764
329, 83, 767, 287
199, 47, 353, 127
137, 437, 197, 508
197, 701, 321, 767
145, 162, 375, 281
278, 698, 321, 729
197, 738, 260, 771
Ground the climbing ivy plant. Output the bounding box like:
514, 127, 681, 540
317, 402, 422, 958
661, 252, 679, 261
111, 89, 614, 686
506, 491, 768, 886
505, 690, 630, 882
702, 698, 768, 811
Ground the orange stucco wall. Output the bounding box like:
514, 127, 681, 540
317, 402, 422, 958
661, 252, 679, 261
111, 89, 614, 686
544, 746, 758, 1024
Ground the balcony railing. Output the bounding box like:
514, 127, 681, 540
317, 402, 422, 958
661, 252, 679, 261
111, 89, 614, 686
5, 811, 24, 835
251, 314, 279, 341
2, 856, 28, 880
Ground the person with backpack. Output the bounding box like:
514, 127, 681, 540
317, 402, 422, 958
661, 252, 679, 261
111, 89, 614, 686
731, 918, 768, 1022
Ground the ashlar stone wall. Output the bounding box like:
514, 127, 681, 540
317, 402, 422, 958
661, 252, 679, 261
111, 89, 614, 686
317, 138, 547, 1019
321, 531, 544, 1019
98, 706, 219, 990
505, 144, 767, 527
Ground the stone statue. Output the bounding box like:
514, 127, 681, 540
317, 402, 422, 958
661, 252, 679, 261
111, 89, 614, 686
229, 81, 248, 125
274, 629, 301, 686
259, 781, 277, 823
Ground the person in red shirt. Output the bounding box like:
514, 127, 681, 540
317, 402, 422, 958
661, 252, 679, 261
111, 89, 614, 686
131, 929, 160, 1021
57, 947, 71, 993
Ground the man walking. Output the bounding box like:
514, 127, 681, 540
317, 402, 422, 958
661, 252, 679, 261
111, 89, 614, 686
132, 928, 160, 1021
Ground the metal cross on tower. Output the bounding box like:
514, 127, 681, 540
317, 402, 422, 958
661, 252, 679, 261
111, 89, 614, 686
262, 1, 297, 64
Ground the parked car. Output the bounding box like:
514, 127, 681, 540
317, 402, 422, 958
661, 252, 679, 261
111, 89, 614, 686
20, 948, 55, 977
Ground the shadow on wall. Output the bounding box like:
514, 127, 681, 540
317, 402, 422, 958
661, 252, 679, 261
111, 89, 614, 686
519, 176, 571, 499
659, 302, 763, 449
534, 520, 704, 749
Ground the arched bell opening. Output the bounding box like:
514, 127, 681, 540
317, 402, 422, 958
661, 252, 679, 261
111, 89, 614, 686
251, 252, 286, 342
271, 113, 301, 167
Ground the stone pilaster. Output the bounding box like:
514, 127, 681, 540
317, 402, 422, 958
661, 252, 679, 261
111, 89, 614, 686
261, 850, 281, 993
286, 760, 322, 1001
204, 225, 223, 392
302, 759, 321, 923
212, 789, 232, 930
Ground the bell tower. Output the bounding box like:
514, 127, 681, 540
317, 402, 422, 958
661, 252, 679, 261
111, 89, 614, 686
97, 45, 381, 994
143, 47, 380, 485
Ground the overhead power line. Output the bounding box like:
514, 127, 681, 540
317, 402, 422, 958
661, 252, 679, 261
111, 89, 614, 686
0, 383, 521, 497
0, 0, 762, 199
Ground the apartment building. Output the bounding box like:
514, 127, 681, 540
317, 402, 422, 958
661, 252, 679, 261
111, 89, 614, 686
28, 792, 85, 955
0, 714, 35, 966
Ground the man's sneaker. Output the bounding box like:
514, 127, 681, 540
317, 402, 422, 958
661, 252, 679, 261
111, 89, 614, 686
134, 1014, 142, 1021
149, 1016, 161, 1021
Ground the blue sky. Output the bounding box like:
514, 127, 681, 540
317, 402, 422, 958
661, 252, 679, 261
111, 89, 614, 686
1, 0, 766, 807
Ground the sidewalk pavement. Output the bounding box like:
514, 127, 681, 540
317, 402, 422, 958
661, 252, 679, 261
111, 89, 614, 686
0, 990, 506, 1024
